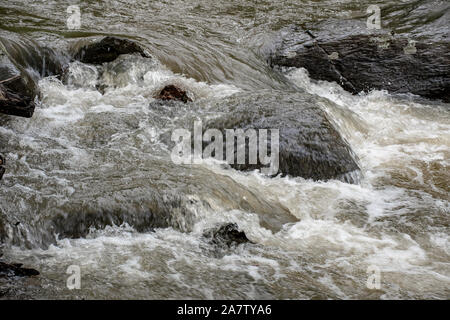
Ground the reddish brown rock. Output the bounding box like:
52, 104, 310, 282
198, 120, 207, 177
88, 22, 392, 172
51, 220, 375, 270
156, 85, 192, 103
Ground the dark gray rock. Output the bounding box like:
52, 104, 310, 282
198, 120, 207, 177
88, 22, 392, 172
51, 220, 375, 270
203, 91, 360, 183
203, 223, 252, 248
70, 36, 151, 65
270, 25, 450, 102
0, 33, 66, 117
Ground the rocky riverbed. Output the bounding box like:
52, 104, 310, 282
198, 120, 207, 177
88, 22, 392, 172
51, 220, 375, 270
0, 0, 449, 299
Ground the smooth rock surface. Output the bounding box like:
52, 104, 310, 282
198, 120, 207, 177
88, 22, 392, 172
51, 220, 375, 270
70, 36, 151, 65
202, 91, 360, 183
156, 85, 192, 103
270, 24, 450, 102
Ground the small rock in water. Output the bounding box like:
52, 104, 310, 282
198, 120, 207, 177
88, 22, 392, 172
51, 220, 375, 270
156, 85, 192, 103
270, 24, 450, 102
202, 223, 252, 248
0, 261, 39, 278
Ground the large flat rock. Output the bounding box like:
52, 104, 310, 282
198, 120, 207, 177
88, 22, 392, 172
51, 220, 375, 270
270, 24, 450, 102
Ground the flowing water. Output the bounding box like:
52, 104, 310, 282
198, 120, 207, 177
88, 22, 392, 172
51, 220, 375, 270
0, 0, 449, 299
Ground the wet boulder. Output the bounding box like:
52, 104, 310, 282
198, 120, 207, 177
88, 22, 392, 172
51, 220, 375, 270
0, 82, 35, 117
203, 91, 360, 183
0, 261, 39, 278
156, 85, 192, 103
70, 36, 151, 65
0, 51, 36, 117
0, 33, 65, 80
270, 24, 450, 102
203, 223, 252, 248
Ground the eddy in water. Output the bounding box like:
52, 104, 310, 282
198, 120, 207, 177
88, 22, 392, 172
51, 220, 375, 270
0, 0, 449, 300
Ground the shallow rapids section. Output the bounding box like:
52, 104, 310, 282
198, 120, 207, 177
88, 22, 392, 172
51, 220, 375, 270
0, 0, 449, 299
1, 57, 449, 299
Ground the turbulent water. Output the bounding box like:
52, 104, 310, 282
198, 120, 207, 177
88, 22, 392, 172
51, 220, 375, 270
0, 0, 449, 299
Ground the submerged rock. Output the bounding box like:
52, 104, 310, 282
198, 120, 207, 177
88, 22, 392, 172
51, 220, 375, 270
0, 159, 296, 248
270, 25, 450, 102
156, 85, 192, 103
0, 83, 35, 117
0, 33, 65, 80
203, 91, 360, 183
202, 223, 252, 248
45, 167, 295, 242
0, 33, 65, 117
0, 51, 36, 117
70, 36, 151, 65
96, 53, 158, 92
0, 261, 39, 278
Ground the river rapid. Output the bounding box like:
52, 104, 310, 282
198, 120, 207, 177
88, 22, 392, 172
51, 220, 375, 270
0, 0, 449, 299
